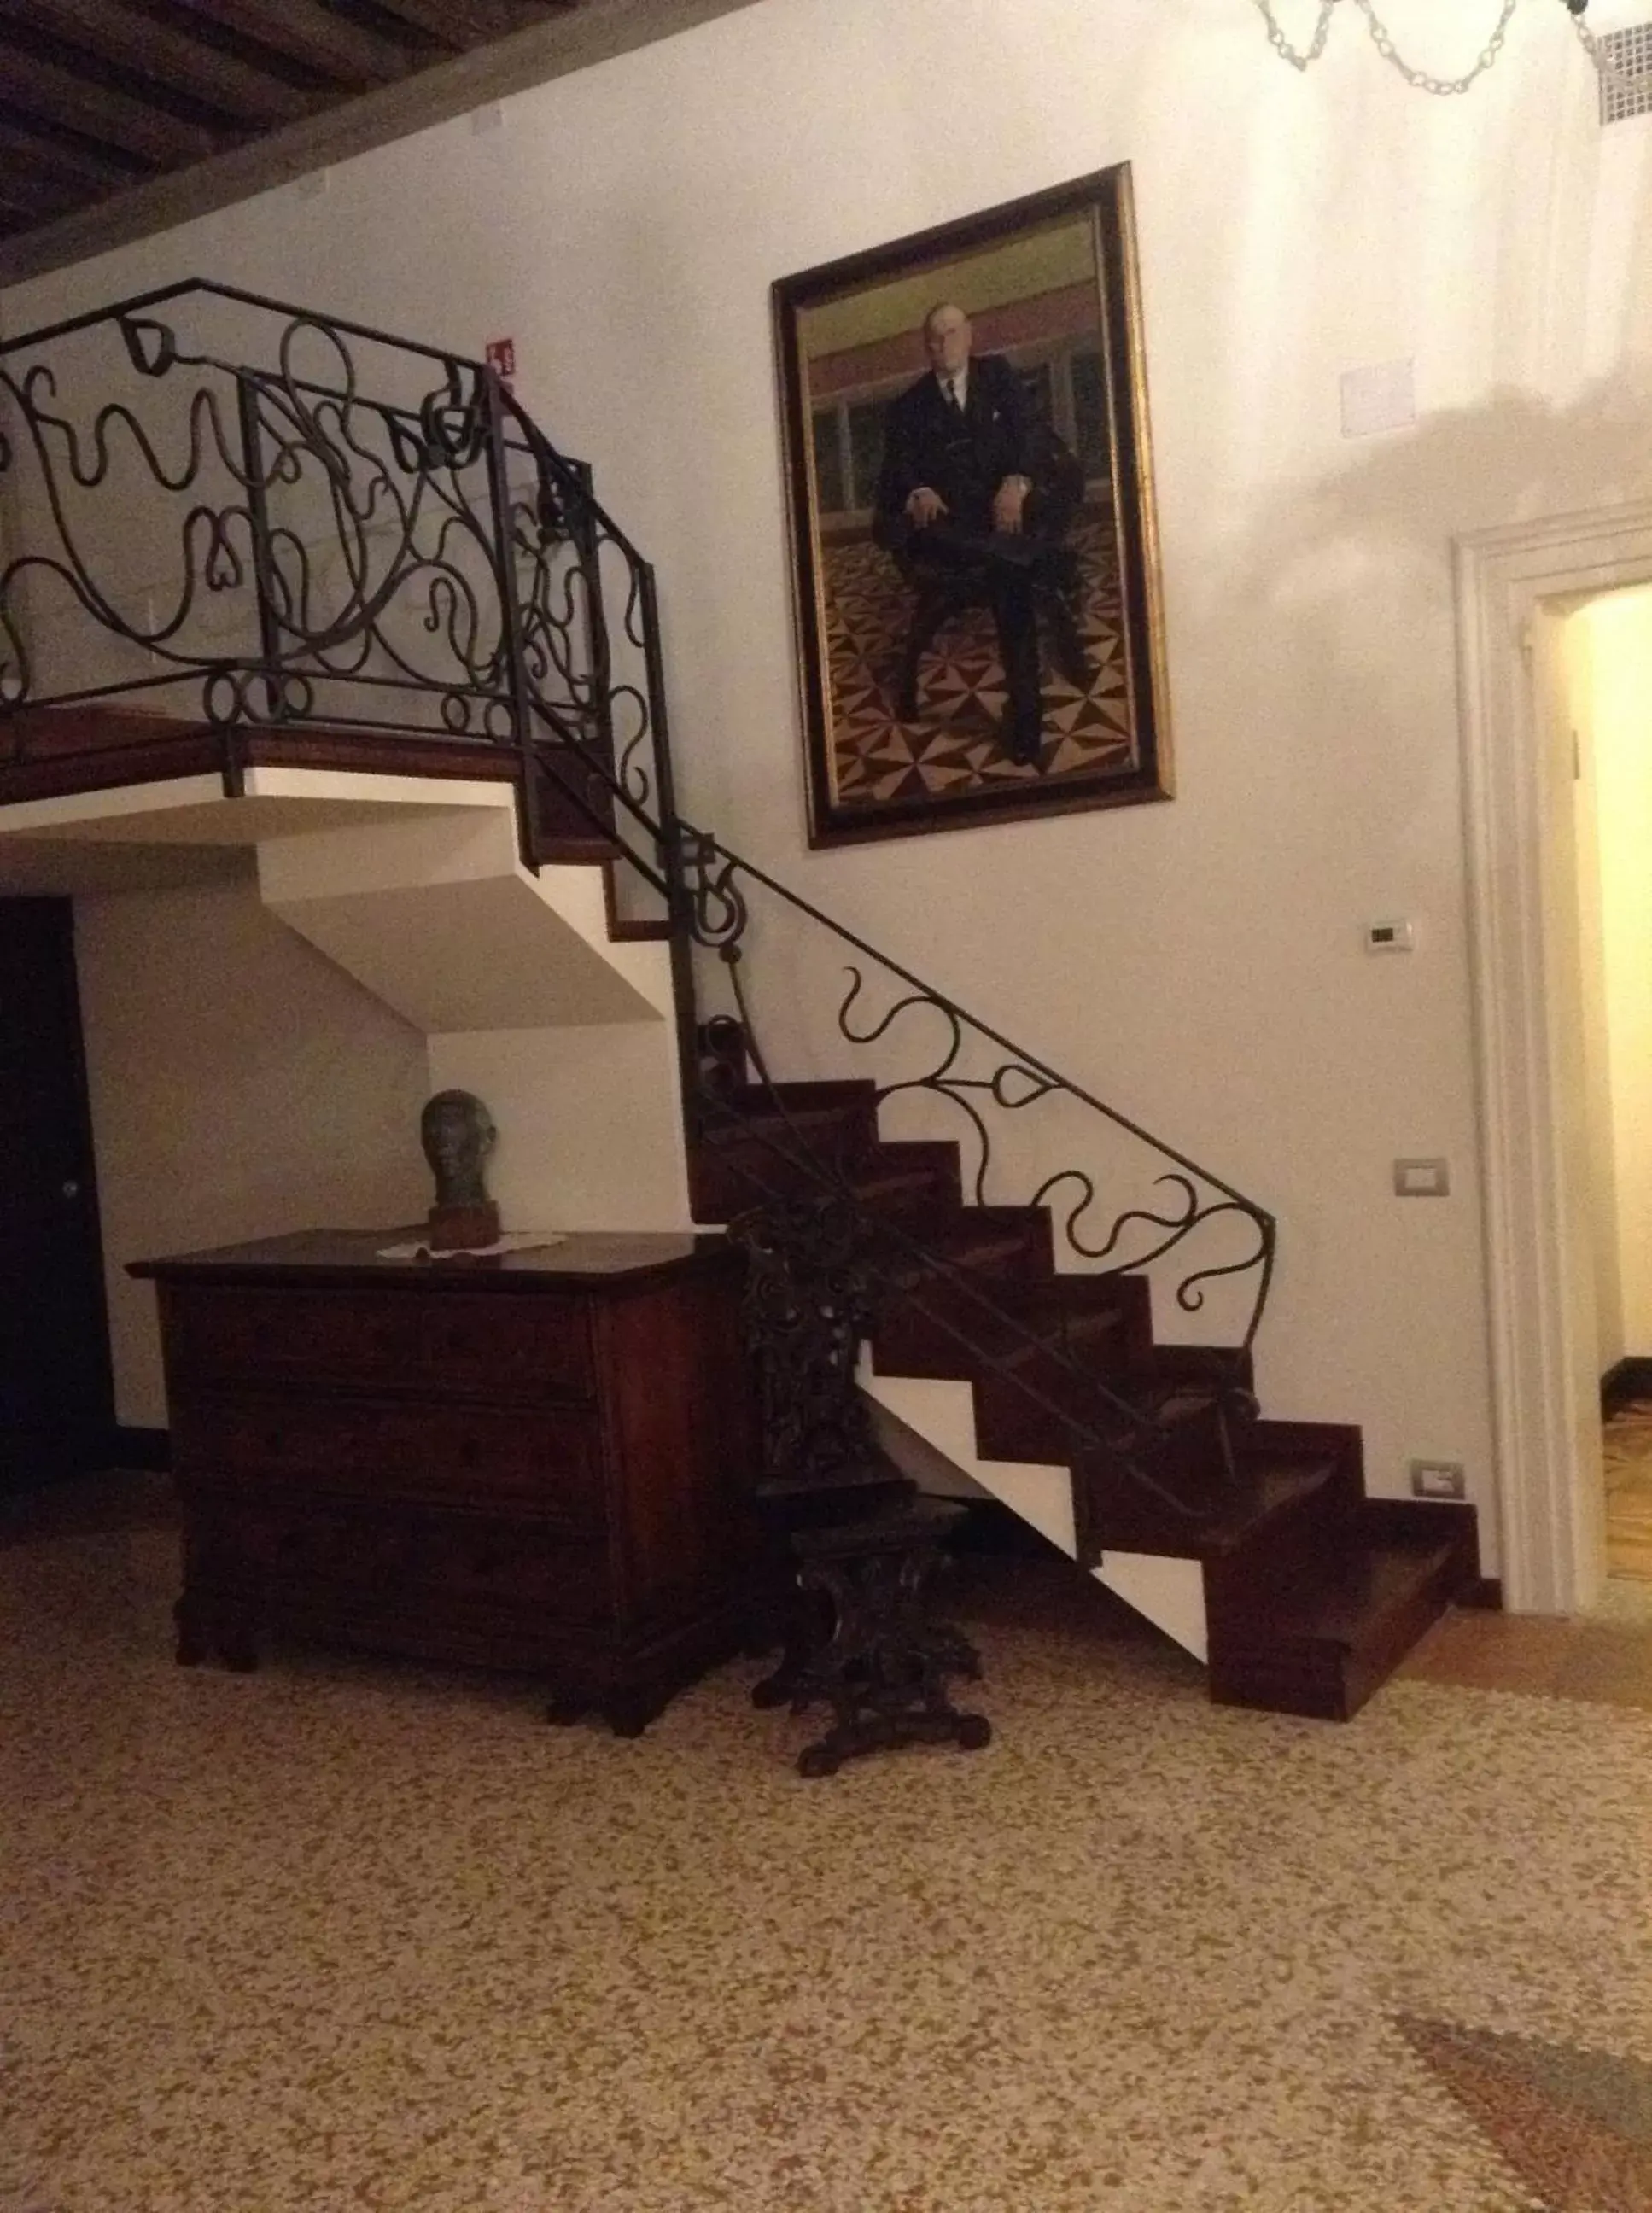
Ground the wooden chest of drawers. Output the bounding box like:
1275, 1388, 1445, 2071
131, 1229, 758, 1734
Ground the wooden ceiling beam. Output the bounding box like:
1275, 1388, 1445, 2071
0, 0, 768, 290
0, 114, 145, 189
0, 170, 82, 225
363, 0, 569, 49
5, 0, 322, 129
168, 0, 421, 91
0, 48, 223, 165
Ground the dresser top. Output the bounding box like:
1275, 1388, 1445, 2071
129, 1225, 738, 1293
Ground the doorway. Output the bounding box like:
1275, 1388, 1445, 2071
1456, 499, 1652, 1614
1561, 587, 1652, 1587
0, 897, 114, 1493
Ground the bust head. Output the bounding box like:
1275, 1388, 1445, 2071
420, 1089, 497, 1208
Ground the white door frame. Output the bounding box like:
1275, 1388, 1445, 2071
1456, 499, 1652, 1614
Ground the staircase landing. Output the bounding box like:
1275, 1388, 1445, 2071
0, 704, 521, 810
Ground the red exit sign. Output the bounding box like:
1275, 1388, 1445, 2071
485, 336, 516, 386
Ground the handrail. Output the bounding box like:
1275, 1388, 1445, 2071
0, 277, 490, 374
0, 281, 1275, 1521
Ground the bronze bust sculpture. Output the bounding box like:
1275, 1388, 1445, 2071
420, 1089, 500, 1249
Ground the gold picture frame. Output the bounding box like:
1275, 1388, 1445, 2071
773, 164, 1172, 847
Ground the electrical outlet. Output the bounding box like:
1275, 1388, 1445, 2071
1410, 1459, 1466, 1501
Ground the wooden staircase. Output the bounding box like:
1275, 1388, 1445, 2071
689, 1073, 1480, 1722
0, 703, 1481, 1722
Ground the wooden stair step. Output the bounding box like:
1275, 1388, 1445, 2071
849, 1140, 963, 1213
697, 1098, 880, 1156
873, 1274, 1138, 1386
689, 1093, 885, 1219
1088, 1451, 1342, 1562
884, 1205, 1053, 1284
714, 1080, 879, 1120
1206, 1507, 1475, 1720
536, 833, 627, 866
971, 1336, 1225, 1468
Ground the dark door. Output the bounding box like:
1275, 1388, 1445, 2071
0, 899, 114, 1492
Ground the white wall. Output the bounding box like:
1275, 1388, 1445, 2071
76, 873, 431, 1426
1573, 584, 1652, 1357
14, 0, 1652, 1562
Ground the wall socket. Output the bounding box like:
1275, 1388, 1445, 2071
1410, 1459, 1466, 1500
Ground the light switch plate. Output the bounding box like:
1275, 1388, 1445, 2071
1393, 1158, 1450, 1197
1366, 919, 1415, 954
1410, 1459, 1466, 1500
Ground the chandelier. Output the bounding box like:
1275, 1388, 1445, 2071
1252, 0, 1633, 96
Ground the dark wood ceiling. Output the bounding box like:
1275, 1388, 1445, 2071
0, 0, 589, 249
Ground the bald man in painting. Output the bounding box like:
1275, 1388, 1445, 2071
874, 301, 1079, 767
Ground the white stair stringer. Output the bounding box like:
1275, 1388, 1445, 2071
861, 1358, 1210, 1665
0, 761, 695, 1229
255, 795, 672, 1031
255, 786, 692, 1235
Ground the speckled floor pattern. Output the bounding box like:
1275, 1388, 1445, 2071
3, 1479, 1651, 2213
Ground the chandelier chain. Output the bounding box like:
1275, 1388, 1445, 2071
1251, 0, 1644, 96
1355, 0, 1516, 95
1251, 0, 1336, 72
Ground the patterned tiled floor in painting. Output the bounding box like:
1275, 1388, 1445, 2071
3, 1474, 1650, 2213
822, 509, 1135, 807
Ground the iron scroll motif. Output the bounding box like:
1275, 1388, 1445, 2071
0, 284, 643, 779
0, 320, 516, 729
836, 964, 1273, 1322
671, 827, 1276, 1357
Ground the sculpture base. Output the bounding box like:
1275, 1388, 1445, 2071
426, 1200, 501, 1251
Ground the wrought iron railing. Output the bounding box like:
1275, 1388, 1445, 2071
0, 280, 1275, 1521
0, 279, 668, 892
670, 832, 1274, 1517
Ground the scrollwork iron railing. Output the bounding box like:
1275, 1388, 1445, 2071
0, 279, 1275, 1522
677, 824, 1275, 1345
0, 280, 672, 889
669, 826, 1274, 1518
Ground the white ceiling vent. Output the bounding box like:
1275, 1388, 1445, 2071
1598, 22, 1652, 123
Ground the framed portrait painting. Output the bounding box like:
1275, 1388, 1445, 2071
773, 165, 1171, 848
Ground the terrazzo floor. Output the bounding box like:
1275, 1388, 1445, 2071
3, 1475, 1650, 2213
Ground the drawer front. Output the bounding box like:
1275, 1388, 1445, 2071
173, 1393, 607, 1521
191, 1501, 613, 1626
165, 1285, 593, 1404
166, 1288, 419, 1390
416, 1291, 593, 1403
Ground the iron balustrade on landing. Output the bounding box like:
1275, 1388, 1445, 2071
0, 278, 1276, 1521
0, 278, 671, 888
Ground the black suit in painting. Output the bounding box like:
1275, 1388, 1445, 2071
874, 354, 1081, 762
